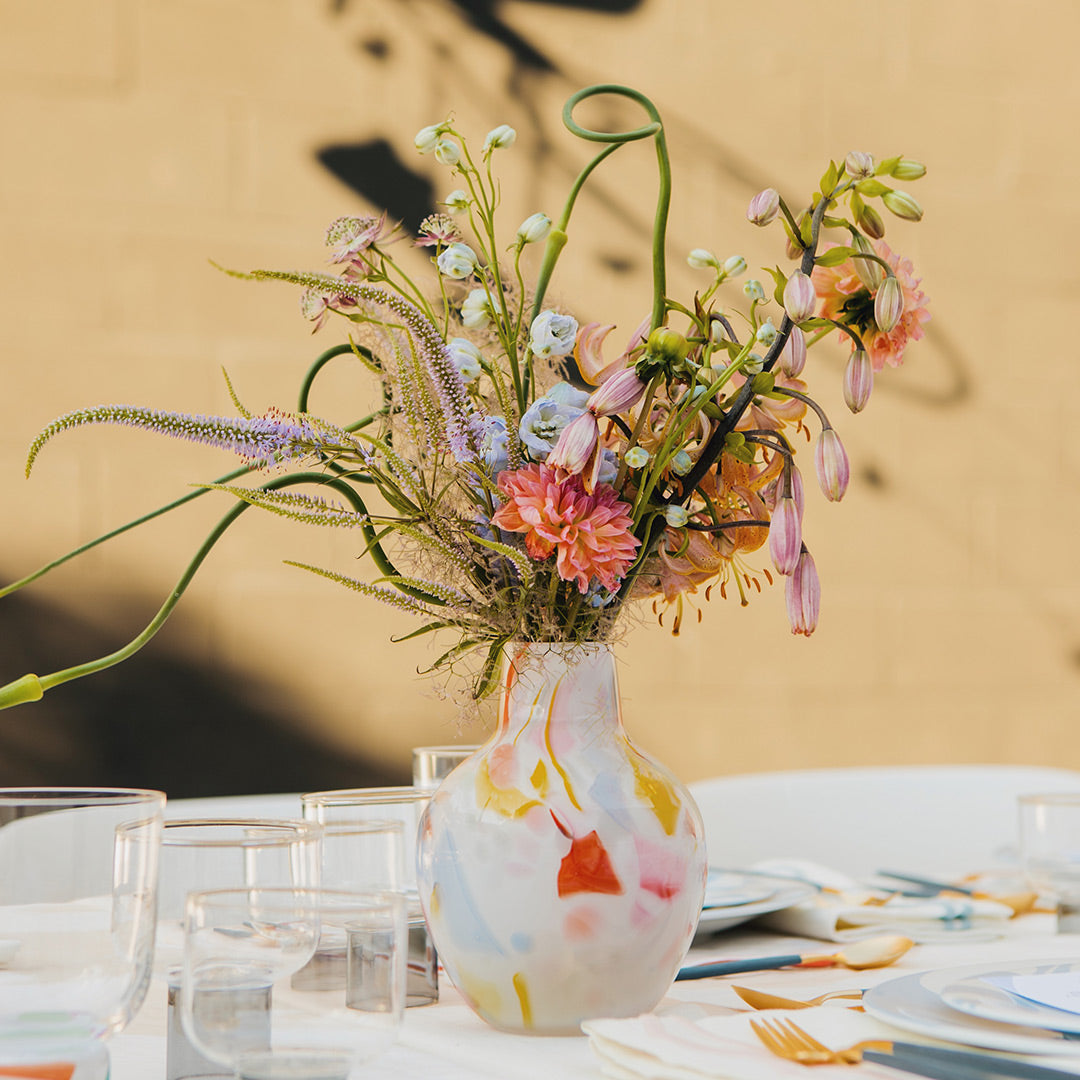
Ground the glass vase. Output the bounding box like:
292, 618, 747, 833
416, 641, 706, 1035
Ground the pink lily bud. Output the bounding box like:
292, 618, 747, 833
851, 235, 885, 291
874, 275, 904, 333
843, 349, 874, 413
587, 367, 647, 417
778, 325, 807, 377
783, 271, 817, 324
845, 151, 875, 180
769, 494, 802, 575
786, 547, 820, 636
857, 203, 885, 240
747, 188, 780, 226
790, 463, 805, 519
815, 427, 850, 502
548, 411, 599, 476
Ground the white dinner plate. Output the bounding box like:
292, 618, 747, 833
864, 968, 1080, 1055
703, 870, 778, 909
696, 870, 817, 934
924, 958, 1080, 1035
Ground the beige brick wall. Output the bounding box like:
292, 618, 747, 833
2, 0, 1077, 784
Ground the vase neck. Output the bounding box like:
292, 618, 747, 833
497, 642, 623, 741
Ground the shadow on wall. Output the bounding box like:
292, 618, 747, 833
0, 589, 399, 797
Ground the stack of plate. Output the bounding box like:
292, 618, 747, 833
696, 868, 818, 935
864, 959, 1080, 1055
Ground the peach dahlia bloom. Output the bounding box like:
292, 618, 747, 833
491, 464, 640, 593
813, 239, 930, 372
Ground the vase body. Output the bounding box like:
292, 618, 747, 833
416, 642, 706, 1035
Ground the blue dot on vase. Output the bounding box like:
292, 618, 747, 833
510, 932, 534, 953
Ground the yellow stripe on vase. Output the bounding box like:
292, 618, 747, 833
512, 971, 533, 1028
630, 757, 680, 835
475, 757, 542, 818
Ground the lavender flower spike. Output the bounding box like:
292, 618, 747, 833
26, 404, 362, 476
251, 270, 484, 464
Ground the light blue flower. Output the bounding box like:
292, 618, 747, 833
597, 448, 618, 486
518, 382, 588, 460
529, 311, 578, 359
585, 581, 618, 608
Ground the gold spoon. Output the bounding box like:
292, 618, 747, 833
732, 985, 865, 1010
675, 934, 913, 981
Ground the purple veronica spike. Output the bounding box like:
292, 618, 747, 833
252, 271, 485, 464
26, 404, 361, 476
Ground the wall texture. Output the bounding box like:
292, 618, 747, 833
1, 0, 1077, 790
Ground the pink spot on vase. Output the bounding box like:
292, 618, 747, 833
488, 744, 516, 787
523, 805, 550, 833
630, 900, 655, 930
557, 830, 623, 897
564, 904, 603, 941
634, 836, 687, 901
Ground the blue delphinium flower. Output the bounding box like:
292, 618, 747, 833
518, 382, 589, 461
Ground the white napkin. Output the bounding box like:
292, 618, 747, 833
584, 1006, 905, 1080
750, 859, 1012, 943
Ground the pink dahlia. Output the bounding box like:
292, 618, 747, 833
491, 464, 640, 594
812, 239, 930, 372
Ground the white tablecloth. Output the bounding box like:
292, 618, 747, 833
114, 908, 1080, 1079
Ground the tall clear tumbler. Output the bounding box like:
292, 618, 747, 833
1020, 793, 1080, 931
180, 887, 406, 1080
0, 787, 165, 1078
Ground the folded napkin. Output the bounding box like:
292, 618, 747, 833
584, 1005, 909, 1080
749, 860, 1012, 944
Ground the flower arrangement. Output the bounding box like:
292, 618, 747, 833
0, 85, 928, 708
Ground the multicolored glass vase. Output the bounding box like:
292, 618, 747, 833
416, 642, 707, 1035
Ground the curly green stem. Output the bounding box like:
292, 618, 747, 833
0, 472, 438, 710
532, 84, 671, 333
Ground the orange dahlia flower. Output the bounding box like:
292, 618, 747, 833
492, 464, 640, 594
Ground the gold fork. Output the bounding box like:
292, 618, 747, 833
750, 1016, 892, 1065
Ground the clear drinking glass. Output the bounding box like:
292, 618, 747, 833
181, 887, 406, 1080
1020, 793, 1080, 931
412, 746, 481, 792
301, 789, 428, 893
158, 819, 322, 1079
0, 787, 165, 1077
302, 790, 437, 1007
157, 819, 322, 972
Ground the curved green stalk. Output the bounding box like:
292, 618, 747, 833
298, 342, 371, 413
0, 472, 440, 710
531, 84, 672, 332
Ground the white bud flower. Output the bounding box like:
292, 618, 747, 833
743, 278, 765, 302
414, 124, 443, 154
461, 288, 493, 329
687, 248, 720, 270
516, 212, 551, 245
483, 124, 517, 153
755, 318, 778, 346
444, 189, 469, 213
723, 255, 747, 277
664, 505, 689, 528
436, 241, 479, 280
447, 337, 484, 384
434, 138, 461, 166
